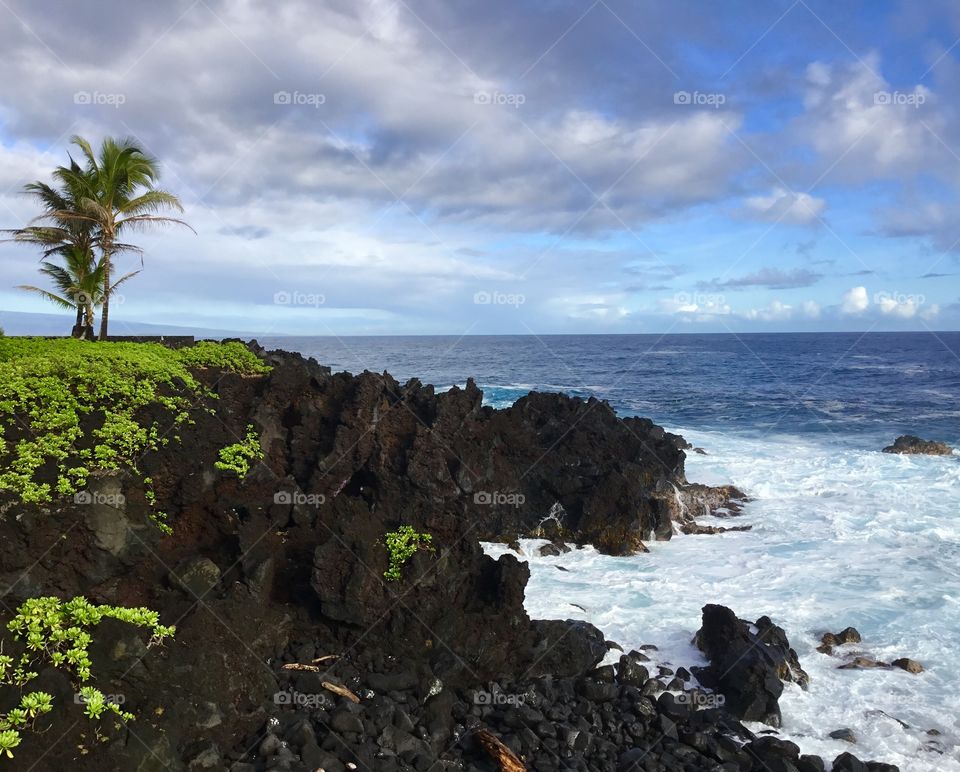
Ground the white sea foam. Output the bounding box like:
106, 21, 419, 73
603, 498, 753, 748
484, 429, 960, 770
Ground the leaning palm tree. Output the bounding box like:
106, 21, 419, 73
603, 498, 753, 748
54, 136, 192, 339
17, 250, 139, 339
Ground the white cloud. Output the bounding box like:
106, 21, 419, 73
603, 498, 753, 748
742, 300, 793, 321
742, 187, 827, 225
797, 55, 941, 182
841, 286, 869, 314
877, 295, 920, 318
657, 296, 731, 317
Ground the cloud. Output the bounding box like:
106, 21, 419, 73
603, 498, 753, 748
742, 187, 826, 225
742, 300, 795, 321
874, 291, 931, 319
218, 225, 272, 240
877, 296, 919, 318
703, 267, 823, 290
658, 293, 731, 319
877, 201, 960, 252
796, 55, 941, 183
0, 2, 958, 334
841, 286, 869, 314
739, 298, 821, 322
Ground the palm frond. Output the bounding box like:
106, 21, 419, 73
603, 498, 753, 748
116, 214, 195, 234
109, 270, 141, 293
16, 285, 77, 311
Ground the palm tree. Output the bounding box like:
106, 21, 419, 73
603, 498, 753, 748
4, 161, 97, 336
17, 251, 139, 339
53, 136, 192, 339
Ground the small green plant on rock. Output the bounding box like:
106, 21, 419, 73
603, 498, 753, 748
0, 596, 174, 760
215, 424, 263, 479
384, 526, 434, 582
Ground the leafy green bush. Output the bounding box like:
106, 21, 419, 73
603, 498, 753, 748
0, 338, 270, 528
176, 340, 271, 374
214, 424, 263, 479
0, 596, 174, 760
384, 526, 435, 581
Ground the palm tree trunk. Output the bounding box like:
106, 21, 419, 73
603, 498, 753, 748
84, 304, 95, 340
72, 305, 83, 338
98, 251, 111, 341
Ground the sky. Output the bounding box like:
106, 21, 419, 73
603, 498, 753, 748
0, 0, 959, 336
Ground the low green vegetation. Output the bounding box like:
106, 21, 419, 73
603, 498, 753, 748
215, 424, 264, 479
0, 338, 269, 529
1, 596, 174, 760
383, 526, 435, 582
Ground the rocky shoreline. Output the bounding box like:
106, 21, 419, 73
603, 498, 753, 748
0, 344, 901, 770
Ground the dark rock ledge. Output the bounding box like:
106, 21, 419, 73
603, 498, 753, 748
881, 435, 954, 455
0, 346, 897, 770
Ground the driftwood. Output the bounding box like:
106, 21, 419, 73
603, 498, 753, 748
475, 729, 526, 771
281, 663, 320, 672
312, 654, 339, 664
322, 681, 361, 703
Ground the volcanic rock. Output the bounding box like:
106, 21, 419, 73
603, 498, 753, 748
692, 604, 808, 726
891, 657, 924, 674
881, 435, 954, 455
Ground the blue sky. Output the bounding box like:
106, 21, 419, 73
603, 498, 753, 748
0, 0, 959, 335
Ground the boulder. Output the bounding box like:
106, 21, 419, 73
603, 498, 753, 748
171, 556, 222, 598
536, 541, 570, 557
881, 435, 954, 455
829, 728, 857, 743
528, 619, 607, 677
818, 627, 862, 655
838, 656, 890, 670
692, 605, 808, 726
891, 657, 923, 674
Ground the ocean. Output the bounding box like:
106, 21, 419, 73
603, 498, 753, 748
260, 332, 960, 770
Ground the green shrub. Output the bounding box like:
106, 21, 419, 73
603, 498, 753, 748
0, 338, 270, 530
384, 526, 434, 582
0, 596, 174, 760
214, 424, 263, 479
176, 341, 271, 374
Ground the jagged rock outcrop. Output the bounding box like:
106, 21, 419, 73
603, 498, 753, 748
0, 345, 729, 770
692, 604, 809, 727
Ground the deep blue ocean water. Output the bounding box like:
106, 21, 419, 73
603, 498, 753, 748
260, 332, 960, 445
261, 331, 960, 768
